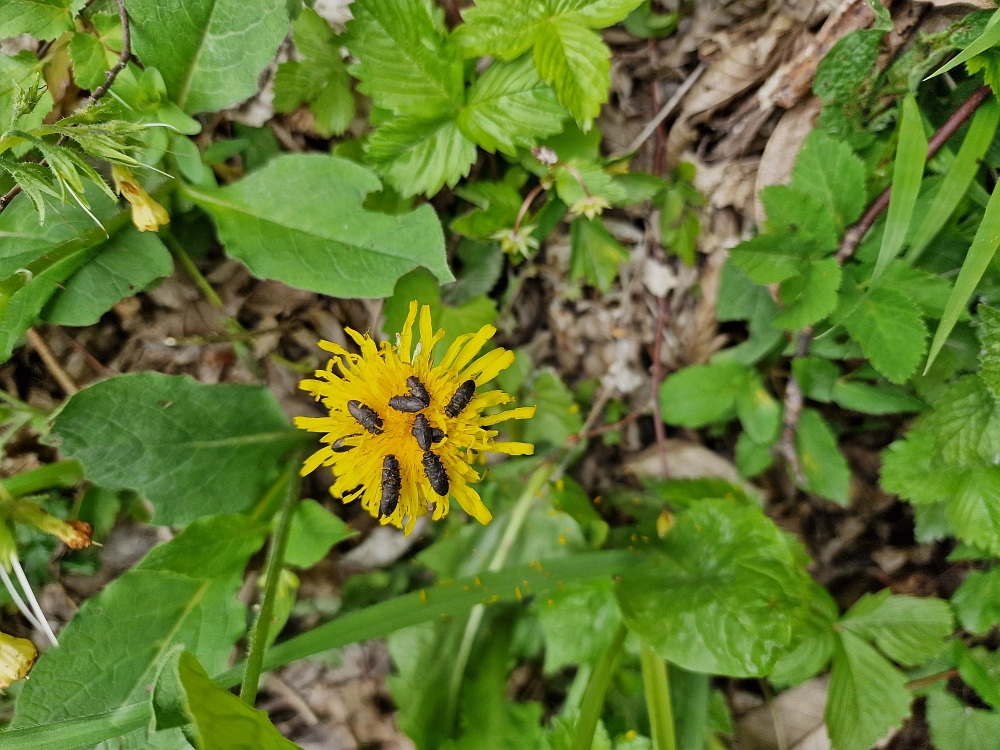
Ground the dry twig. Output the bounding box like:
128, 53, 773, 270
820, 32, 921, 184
26, 329, 79, 396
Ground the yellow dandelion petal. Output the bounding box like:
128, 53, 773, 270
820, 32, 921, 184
318, 340, 350, 357
295, 303, 535, 533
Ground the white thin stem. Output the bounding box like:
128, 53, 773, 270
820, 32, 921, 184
11, 557, 58, 647
0, 566, 44, 633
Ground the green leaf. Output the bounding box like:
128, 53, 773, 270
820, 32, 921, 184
792, 357, 839, 403
69, 31, 112, 91
659, 362, 750, 427
813, 29, 883, 105
880, 430, 963, 507
825, 631, 911, 750
285, 499, 355, 569
458, 56, 566, 155
184, 154, 453, 296
569, 216, 628, 293
768, 582, 838, 688
617, 499, 809, 677
795, 408, 849, 505
50, 372, 298, 525
952, 567, 1000, 636
727, 232, 812, 285
841, 285, 927, 384
874, 261, 952, 319
533, 15, 611, 130
772, 257, 841, 329
123, 0, 289, 114
831, 380, 925, 414
523, 370, 584, 448
442, 240, 505, 306
790, 130, 867, 231
979, 305, 1000, 401
346, 0, 463, 116
0, 0, 85, 40
948, 466, 1000, 555
716, 260, 776, 323
915, 375, 1000, 466
735, 373, 780, 445
0, 51, 45, 132
42, 227, 172, 327
366, 115, 478, 197
927, 174, 1000, 372
735, 433, 774, 478
534, 578, 623, 672
873, 96, 928, 278
930, 7, 1000, 79
10, 515, 267, 730
907, 98, 1000, 262
554, 160, 627, 207
759, 185, 838, 251
927, 690, 1000, 750
840, 590, 953, 666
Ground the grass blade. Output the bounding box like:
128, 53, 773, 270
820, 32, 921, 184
641, 643, 677, 750
572, 623, 628, 750
0, 703, 149, 750
873, 96, 928, 279
926, 179, 1000, 371
907, 98, 1000, 263
927, 8, 1000, 80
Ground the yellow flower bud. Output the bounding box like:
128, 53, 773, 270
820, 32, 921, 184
10, 501, 92, 549
0, 632, 37, 689
111, 165, 169, 232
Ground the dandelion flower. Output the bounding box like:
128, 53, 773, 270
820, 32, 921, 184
295, 302, 536, 534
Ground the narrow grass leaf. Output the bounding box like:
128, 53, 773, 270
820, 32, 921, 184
928, 8, 1000, 80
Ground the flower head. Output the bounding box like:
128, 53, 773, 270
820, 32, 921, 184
295, 302, 536, 534
570, 195, 611, 220
0, 631, 36, 688
492, 226, 540, 258
111, 165, 169, 232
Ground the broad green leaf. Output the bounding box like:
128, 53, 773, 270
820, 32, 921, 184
841, 285, 927, 384
927, 177, 1000, 372
880, 430, 963, 507
768, 582, 838, 688
907, 99, 1000, 263
826, 631, 911, 750
0, 704, 150, 750
184, 154, 453, 296
727, 232, 813, 285
917, 375, 1000, 466
735, 433, 774, 478
795, 408, 849, 505
459, 56, 565, 154
69, 31, 113, 91
533, 578, 622, 672
533, 15, 611, 129
792, 357, 839, 403
873, 261, 951, 319
346, 0, 463, 116
979, 305, 1000, 400
285, 499, 355, 569
952, 567, 1000, 635
947, 466, 1000, 554
873, 96, 928, 278
791, 130, 867, 230
367, 115, 478, 197
42, 227, 172, 326
735, 373, 780, 444
930, 7, 1000, 79
617, 499, 809, 677
716, 260, 776, 323
927, 690, 1000, 750
569, 216, 628, 293
10, 515, 267, 729
123, 0, 288, 114
659, 362, 750, 427
772, 257, 841, 329
50, 372, 298, 525
0, 0, 85, 40
839, 591, 952, 666
831, 380, 925, 414
813, 29, 883, 104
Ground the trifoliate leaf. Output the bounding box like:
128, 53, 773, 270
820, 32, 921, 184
927, 690, 1000, 750
728, 232, 814, 285
346, 0, 464, 117
795, 408, 849, 505
367, 116, 477, 198
840, 285, 928, 384
125, 0, 289, 114
979, 305, 1000, 400
184, 154, 453, 296
839, 590, 953, 666
791, 130, 867, 230
826, 631, 911, 750
952, 567, 1000, 636
0, 0, 85, 40
458, 56, 565, 155
569, 216, 628, 293
772, 257, 841, 329
659, 362, 751, 427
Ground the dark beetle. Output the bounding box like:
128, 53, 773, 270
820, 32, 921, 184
380, 455, 401, 518
389, 376, 432, 413
406, 376, 431, 406
444, 380, 476, 418
422, 450, 449, 496
347, 400, 383, 435
331, 435, 358, 453
412, 414, 445, 452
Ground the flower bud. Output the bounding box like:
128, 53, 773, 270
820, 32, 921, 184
570, 195, 611, 220
111, 165, 169, 232
10, 501, 92, 549
0, 632, 37, 688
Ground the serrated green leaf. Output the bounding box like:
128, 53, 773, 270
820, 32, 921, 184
554, 160, 627, 207
617, 499, 810, 677
813, 28, 883, 104
772, 257, 841, 329
42, 227, 172, 327
569, 215, 628, 293
659, 361, 751, 427
716, 260, 776, 323
840, 591, 953, 666
874, 261, 952, 319
50, 372, 298, 525
826, 631, 911, 750
69, 31, 112, 91
533, 15, 610, 129
927, 690, 1000, 750
0, 0, 85, 40
980, 305, 1000, 400
727, 232, 813, 285
841, 285, 927, 384
367, 115, 478, 198
285, 499, 355, 569
917, 375, 1000, 465
952, 567, 1000, 636
10, 515, 267, 731
759, 185, 838, 251
346, 0, 463, 116
880, 430, 963, 506
534, 578, 622, 672
948, 466, 1000, 555
184, 154, 453, 295
831, 380, 925, 414
458, 56, 565, 154
123, 0, 288, 114
795, 408, 849, 505
791, 130, 867, 230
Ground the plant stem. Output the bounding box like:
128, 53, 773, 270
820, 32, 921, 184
640, 643, 677, 750
162, 229, 224, 309
240, 450, 303, 704
572, 623, 628, 750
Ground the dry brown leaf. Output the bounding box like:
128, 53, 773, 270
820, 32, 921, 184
913, 0, 994, 7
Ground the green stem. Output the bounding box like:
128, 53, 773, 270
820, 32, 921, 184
572, 623, 628, 750
641, 643, 677, 750
161, 228, 224, 309
0, 460, 83, 498
240, 450, 303, 704
248, 463, 293, 522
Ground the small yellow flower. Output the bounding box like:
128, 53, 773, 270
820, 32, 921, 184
0, 632, 36, 688
111, 165, 169, 232
570, 195, 611, 220
295, 302, 536, 534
